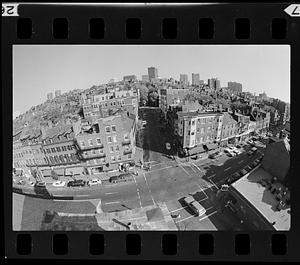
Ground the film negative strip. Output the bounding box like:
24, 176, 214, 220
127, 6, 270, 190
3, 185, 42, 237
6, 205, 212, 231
3, 2, 300, 261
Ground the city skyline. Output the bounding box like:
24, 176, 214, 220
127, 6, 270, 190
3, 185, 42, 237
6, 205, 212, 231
13, 45, 290, 116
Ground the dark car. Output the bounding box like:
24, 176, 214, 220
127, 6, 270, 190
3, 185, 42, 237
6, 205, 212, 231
35, 181, 46, 187
109, 173, 132, 184
247, 150, 254, 156
67, 180, 86, 187
232, 172, 242, 181
209, 151, 220, 159
245, 165, 252, 172
251, 161, 259, 167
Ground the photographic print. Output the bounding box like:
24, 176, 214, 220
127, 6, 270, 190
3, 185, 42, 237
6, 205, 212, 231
12, 45, 290, 231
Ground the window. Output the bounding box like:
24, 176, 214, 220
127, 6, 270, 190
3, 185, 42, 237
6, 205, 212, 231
128, 154, 132, 159
192, 120, 195, 126
89, 139, 93, 146
96, 138, 102, 145
111, 156, 115, 161
62, 146, 66, 151
124, 134, 129, 140
51, 148, 55, 153
107, 136, 112, 143
115, 145, 120, 151
105, 126, 110, 133
191, 132, 195, 135
113, 135, 117, 143
117, 155, 121, 160
56, 147, 61, 152
92, 150, 96, 155
65, 154, 71, 162
111, 125, 116, 132
81, 141, 85, 147
99, 149, 104, 154
110, 146, 114, 153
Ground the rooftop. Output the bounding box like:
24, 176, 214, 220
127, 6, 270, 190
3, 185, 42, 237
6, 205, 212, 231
177, 110, 223, 118
231, 167, 290, 231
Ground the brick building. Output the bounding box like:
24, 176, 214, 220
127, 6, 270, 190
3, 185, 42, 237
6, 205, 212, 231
75, 110, 136, 174
40, 125, 80, 176
177, 111, 223, 155
220, 112, 237, 146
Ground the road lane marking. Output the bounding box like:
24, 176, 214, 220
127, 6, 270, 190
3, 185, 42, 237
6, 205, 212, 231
132, 175, 143, 208
103, 201, 120, 205
105, 192, 118, 195
207, 174, 219, 190
145, 165, 173, 174
176, 214, 196, 223
192, 163, 203, 173
179, 164, 190, 176
199, 210, 218, 221
238, 160, 244, 164
197, 184, 208, 199
224, 167, 231, 171
76, 194, 89, 197
143, 173, 156, 206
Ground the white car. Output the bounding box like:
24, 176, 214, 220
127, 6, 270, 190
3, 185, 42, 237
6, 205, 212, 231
231, 147, 242, 155
165, 142, 171, 150
28, 181, 35, 187
52, 181, 66, 187
88, 179, 102, 186
224, 148, 236, 156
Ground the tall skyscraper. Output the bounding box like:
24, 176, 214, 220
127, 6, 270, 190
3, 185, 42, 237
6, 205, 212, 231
208, 78, 220, 90
180, 74, 189, 85
47, 92, 53, 101
148, 67, 158, 81
228, 81, 243, 93
192, 73, 200, 86
55, 90, 61, 97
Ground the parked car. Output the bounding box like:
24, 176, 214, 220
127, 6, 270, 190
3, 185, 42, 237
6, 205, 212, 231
235, 144, 242, 149
245, 165, 252, 172
17, 179, 26, 185
247, 150, 254, 156
240, 169, 248, 176
109, 173, 132, 184
225, 149, 236, 157
209, 151, 220, 159
251, 160, 259, 167
255, 158, 260, 164
88, 178, 102, 186
232, 147, 242, 155
67, 180, 86, 187
52, 181, 66, 187
35, 181, 46, 187
232, 172, 242, 181
28, 181, 35, 187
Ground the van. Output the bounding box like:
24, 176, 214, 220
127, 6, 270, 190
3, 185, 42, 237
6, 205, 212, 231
190, 201, 206, 217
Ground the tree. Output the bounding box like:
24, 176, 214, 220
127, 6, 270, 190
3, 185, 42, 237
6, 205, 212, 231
51, 169, 59, 181
138, 85, 148, 106
148, 91, 159, 107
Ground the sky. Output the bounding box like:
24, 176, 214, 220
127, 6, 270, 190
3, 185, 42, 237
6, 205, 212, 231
13, 45, 290, 117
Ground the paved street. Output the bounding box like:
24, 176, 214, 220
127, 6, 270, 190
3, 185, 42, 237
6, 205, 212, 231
13, 107, 267, 230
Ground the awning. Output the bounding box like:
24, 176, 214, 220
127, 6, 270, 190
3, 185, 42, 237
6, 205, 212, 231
65, 167, 84, 176
54, 168, 65, 176
188, 145, 205, 156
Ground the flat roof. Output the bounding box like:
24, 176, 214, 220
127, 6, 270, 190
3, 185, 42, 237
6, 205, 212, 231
232, 167, 290, 231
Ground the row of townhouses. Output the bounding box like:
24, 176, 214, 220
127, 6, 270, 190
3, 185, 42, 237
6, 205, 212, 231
13, 88, 138, 178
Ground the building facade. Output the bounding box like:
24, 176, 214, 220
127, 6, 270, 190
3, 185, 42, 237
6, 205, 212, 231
191, 73, 200, 86
75, 112, 136, 174
177, 111, 224, 154
180, 74, 189, 86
